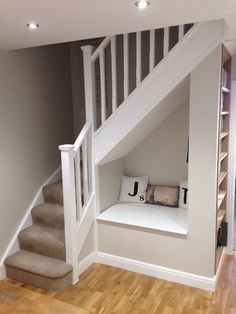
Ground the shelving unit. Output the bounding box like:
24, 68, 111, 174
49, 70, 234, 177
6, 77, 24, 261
215, 46, 231, 271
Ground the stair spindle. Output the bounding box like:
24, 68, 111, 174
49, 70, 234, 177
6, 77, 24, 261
136, 32, 142, 86
123, 33, 129, 99
149, 30, 155, 72
82, 137, 89, 207
164, 27, 169, 57
74, 152, 82, 220
99, 48, 106, 124
178, 25, 184, 41
111, 36, 117, 112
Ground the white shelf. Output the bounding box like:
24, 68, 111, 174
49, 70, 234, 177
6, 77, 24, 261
221, 111, 229, 116
219, 152, 227, 163
97, 203, 188, 235
217, 209, 226, 231
222, 86, 230, 93
218, 191, 226, 209
220, 132, 228, 140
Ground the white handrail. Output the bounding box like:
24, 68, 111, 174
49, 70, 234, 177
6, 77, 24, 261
91, 36, 112, 62
74, 121, 91, 151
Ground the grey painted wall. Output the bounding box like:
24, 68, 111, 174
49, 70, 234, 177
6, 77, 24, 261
0, 43, 74, 259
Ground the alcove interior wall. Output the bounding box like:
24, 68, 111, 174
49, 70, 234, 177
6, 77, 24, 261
98, 98, 189, 213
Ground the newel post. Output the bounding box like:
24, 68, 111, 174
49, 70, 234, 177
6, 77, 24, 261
59, 144, 78, 284
81, 45, 96, 130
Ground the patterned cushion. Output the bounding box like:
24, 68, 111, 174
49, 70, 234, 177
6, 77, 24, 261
119, 175, 149, 203
146, 185, 179, 207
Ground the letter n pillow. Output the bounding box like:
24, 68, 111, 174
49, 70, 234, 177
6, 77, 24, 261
119, 175, 148, 203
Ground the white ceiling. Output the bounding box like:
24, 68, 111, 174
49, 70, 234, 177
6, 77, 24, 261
0, 0, 236, 50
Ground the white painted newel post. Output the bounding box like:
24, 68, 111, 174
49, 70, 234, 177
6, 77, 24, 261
59, 144, 78, 284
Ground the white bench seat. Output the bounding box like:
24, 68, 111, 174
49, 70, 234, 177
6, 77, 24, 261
97, 202, 188, 236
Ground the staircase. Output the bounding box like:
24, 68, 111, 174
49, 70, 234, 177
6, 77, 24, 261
5, 182, 73, 291
4, 20, 225, 290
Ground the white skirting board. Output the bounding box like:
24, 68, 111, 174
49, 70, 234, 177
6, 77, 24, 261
78, 252, 97, 277
77, 249, 226, 291
0, 264, 6, 280
0, 167, 61, 280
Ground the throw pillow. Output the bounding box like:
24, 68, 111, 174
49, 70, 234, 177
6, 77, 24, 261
146, 185, 179, 207
179, 177, 188, 209
119, 175, 148, 203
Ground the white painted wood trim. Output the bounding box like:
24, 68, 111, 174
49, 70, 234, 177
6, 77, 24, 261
60, 147, 79, 284
100, 48, 106, 124
82, 137, 89, 206
78, 252, 96, 276
149, 30, 155, 72
226, 81, 236, 255
75, 152, 82, 220
111, 36, 117, 113
74, 121, 91, 151
91, 36, 112, 63
0, 264, 6, 280
96, 252, 217, 291
76, 193, 96, 257
0, 167, 61, 279
179, 25, 184, 41
94, 21, 224, 164
76, 247, 224, 292
163, 27, 169, 57
123, 33, 129, 99
94, 23, 197, 138
81, 46, 96, 130
136, 32, 141, 86
215, 247, 225, 284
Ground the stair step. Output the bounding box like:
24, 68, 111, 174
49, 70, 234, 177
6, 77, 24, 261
32, 203, 64, 230
43, 181, 63, 205
5, 250, 72, 291
19, 225, 65, 260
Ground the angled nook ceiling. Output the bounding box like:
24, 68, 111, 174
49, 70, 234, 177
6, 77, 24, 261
0, 0, 236, 50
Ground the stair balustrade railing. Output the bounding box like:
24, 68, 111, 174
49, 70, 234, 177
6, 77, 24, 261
59, 121, 94, 283
82, 24, 193, 132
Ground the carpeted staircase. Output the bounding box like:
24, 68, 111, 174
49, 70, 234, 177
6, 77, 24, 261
5, 182, 73, 291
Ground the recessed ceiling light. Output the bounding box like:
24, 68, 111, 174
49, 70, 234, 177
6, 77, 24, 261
26, 23, 39, 30
135, 0, 150, 9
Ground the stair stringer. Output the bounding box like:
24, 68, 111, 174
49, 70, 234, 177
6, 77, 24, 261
95, 20, 224, 165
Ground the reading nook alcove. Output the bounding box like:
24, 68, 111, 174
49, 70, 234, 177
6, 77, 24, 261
97, 97, 189, 236
95, 44, 231, 282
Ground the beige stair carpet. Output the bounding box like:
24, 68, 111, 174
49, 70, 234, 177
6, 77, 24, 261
5, 181, 73, 291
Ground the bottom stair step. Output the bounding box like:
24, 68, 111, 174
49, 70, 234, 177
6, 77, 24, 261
5, 250, 73, 291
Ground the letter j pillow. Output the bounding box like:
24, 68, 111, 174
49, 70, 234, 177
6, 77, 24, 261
119, 175, 148, 203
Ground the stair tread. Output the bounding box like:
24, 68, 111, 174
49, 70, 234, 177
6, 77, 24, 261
19, 225, 65, 260
32, 203, 64, 230
43, 181, 63, 205
5, 250, 72, 279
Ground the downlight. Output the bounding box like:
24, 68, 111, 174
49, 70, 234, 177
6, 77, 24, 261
135, 0, 150, 9
26, 23, 39, 30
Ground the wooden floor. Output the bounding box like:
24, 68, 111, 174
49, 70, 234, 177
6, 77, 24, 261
2, 253, 236, 313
